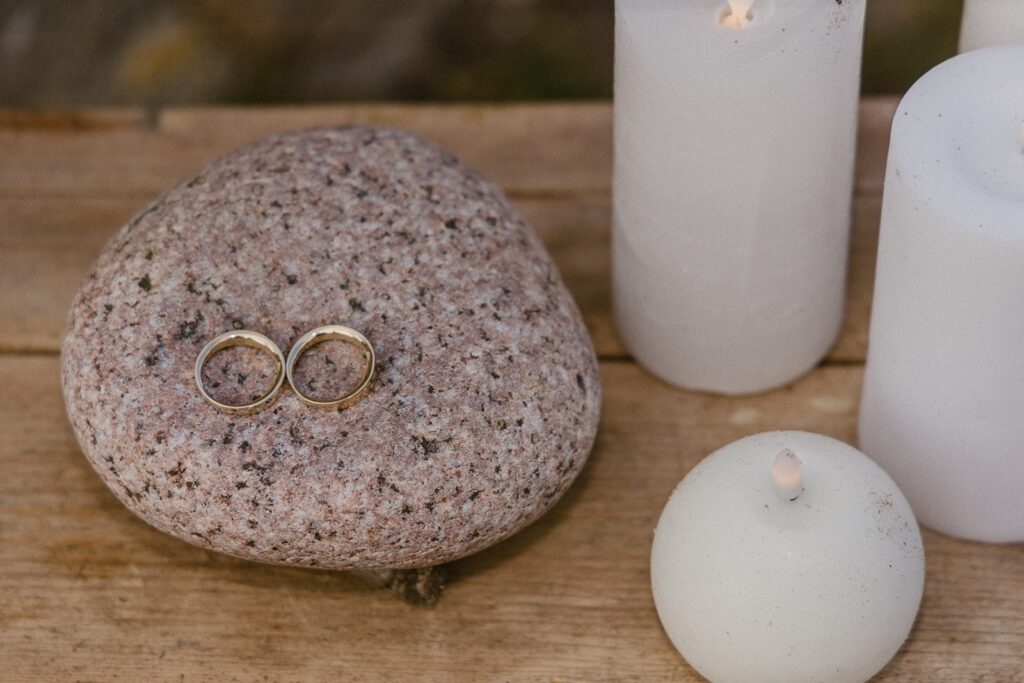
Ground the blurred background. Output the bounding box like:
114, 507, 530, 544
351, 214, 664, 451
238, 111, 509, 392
0, 0, 964, 107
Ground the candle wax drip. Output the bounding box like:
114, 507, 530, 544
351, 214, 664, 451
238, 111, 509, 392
773, 448, 804, 502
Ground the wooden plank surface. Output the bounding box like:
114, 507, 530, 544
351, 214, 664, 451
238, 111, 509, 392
0, 192, 876, 361
0, 99, 890, 360
1, 99, 1022, 682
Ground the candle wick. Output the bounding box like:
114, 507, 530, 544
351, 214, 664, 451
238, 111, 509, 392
772, 448, 804, 502
721, 0, 754, 29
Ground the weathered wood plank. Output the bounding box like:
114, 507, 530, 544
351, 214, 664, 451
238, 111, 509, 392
832, 194, 881, 363
0, 193, 877, 363
0, 100, 895, 201
0, 108, 149, 130
0, 104, 611, 200
0, 199, 136, 352
0, 196, 614, 355
9, 99, 1017, 682
0, 100, 895, 361
854, 97, 898, 197
2, 357, 1021, 681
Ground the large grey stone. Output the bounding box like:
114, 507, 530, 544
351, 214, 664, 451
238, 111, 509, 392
62, 126, 601, 569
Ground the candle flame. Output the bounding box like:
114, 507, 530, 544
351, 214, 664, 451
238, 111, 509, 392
773, 448, 804, 502
722, 0, 754, 29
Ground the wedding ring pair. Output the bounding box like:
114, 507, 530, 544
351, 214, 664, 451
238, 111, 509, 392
194, 325, 376, 414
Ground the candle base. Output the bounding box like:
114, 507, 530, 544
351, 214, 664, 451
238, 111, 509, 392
612, 254, 844, 396
859, 393, 1024, 544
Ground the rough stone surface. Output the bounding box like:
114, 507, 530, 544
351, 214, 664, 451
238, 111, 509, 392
61, 126, 601, 569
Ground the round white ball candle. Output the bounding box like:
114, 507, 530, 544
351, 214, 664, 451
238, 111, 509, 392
651, 431, 924, 683
614, 0, 866, 395
959, 0, 1024, 53
858, 46, 1024, 542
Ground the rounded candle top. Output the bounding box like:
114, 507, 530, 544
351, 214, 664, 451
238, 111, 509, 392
651, 431, 924, 683
891, 45, 1024, 238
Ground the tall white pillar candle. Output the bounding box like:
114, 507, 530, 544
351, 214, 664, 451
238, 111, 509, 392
859, 46, 1024, 543
614, 0, 866, 395
959, 0, 1024, 53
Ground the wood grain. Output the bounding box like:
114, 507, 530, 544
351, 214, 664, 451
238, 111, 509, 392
0, 194, 876, 361
0, 169, 883, 360
1, 99, 1022, 682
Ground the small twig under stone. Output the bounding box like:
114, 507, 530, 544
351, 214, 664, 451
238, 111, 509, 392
357, 565, 450, 606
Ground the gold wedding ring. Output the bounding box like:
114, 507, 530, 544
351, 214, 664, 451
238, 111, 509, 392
194, 330, 286, 414
286, 325, 376, 410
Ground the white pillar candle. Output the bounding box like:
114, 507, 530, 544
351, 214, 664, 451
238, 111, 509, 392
858, 46, 1024, 543
959, 0, 1024, 53
651, 431, 924, 683
613, 0, 866, 395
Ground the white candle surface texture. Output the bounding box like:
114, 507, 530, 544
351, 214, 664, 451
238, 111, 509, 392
651, 432, 924, 683
859, 46, 1024, 543
613, 0, 866, 395
959, 0, 1024, 53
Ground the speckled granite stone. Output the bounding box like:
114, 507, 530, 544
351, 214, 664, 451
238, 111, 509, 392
62, 126, 601, 570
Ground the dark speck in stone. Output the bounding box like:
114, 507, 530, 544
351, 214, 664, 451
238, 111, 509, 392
417, 437, 440, 456
175, 312, 204, 340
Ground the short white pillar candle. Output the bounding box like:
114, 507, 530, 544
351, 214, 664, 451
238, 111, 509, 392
613, 0, 866, 395
959, 0, 1024, 53
651, 431, 924, 683
858, 46, 1024, 543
